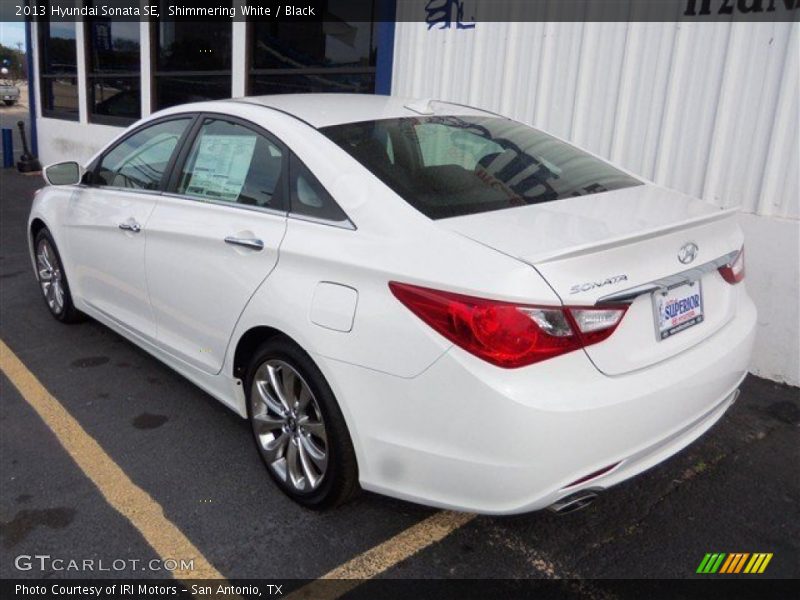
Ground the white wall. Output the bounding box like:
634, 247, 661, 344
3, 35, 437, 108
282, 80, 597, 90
392, 21, 800, 386
37, 118, 123, 166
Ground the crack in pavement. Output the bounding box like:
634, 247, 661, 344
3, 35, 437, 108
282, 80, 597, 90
586, 421, 785, 552
486, 521, 619, 599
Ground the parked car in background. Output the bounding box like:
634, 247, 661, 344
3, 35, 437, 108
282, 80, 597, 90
0, 81, 20, 105
27, 95, 755, 514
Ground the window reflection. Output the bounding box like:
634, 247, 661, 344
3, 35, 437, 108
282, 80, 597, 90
249, 2, 377, 96
87, 3, 141, 123
155, 17, 232, 109
39, 16, 78, 119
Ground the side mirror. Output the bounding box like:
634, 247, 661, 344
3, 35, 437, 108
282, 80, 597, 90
43, 161, 82, 186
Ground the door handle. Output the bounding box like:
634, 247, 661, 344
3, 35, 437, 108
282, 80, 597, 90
224, 236, 264, 251
118, 220, 141, 233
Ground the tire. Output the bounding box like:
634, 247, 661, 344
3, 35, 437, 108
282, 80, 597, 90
33, 228, 84, 324
3, 100, 15, 106
245, 336, 359, 509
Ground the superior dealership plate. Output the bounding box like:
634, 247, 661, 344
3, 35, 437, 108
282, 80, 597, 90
653, 281, 704, 340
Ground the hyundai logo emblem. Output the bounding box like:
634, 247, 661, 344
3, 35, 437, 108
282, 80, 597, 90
678, 242, 699, 265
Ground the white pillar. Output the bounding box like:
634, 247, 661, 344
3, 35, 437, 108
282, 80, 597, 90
231, 0, 248, 98
140, 19, 152, 116
75, 19, 88, 123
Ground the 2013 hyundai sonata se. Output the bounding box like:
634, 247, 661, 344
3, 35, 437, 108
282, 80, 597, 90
28, 94, 755, 514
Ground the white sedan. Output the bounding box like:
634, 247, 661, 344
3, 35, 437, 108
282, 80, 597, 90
29, 94, 755, 514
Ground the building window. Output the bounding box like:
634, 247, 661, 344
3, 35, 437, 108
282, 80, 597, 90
87, 1, 141, 125
248, 1, 378, 96
154, 12, 232, 110
38, 17, 78, 119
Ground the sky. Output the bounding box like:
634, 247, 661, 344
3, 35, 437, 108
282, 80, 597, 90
0, 21, 26, 51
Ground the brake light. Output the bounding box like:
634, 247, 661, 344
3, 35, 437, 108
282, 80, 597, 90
389, 282, 628, 368
718, 246, 745, 284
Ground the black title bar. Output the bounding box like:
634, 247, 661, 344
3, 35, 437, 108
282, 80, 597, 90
2, 578, 799, 600
1, 0, 798, 23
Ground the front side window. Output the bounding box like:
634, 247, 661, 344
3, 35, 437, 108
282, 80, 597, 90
87, 1, 141, 124
322, 116, 643, 220
38, 14, 78, 119
93, 118, 191, 190
177, 119, 286, 210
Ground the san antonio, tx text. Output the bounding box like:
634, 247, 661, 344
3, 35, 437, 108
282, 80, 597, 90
36, 3, 317, 18
15, 583, 283, 596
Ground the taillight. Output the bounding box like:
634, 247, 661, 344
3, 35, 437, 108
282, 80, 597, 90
389, 282, 628, 368
718, 246, 745, 284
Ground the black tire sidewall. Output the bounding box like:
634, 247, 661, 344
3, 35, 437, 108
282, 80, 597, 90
245, 337, 358, 509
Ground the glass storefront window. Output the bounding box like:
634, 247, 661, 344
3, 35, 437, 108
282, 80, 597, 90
154, 16, 232, 109
39, 18, 78, 119
248, 1, 378, 96
87, 3, 141, 124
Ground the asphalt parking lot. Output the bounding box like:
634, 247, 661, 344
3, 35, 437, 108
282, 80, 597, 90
1, 168, 798, 589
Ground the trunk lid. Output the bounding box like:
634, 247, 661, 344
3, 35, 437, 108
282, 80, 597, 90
439, 184, 743, 375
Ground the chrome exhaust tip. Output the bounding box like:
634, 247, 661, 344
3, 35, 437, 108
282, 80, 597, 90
548, 489, 601, 515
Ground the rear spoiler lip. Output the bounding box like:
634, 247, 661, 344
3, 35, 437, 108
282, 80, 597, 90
526, 206, 741, 265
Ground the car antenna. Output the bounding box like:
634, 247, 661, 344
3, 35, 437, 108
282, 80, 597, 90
404, 98, 436, 115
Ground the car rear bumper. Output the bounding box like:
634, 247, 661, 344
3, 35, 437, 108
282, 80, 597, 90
320, 288, 757, 514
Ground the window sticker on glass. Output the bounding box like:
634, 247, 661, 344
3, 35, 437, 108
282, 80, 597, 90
185, 134, 257, 202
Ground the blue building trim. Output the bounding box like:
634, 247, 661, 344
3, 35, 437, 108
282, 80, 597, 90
24, 18, 38, 156
375, 0, 396, 95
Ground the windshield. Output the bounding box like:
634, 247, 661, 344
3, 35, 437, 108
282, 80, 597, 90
322, 116, 642, 220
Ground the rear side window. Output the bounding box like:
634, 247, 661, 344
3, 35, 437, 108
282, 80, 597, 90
289, 154, 349, 223
93, 118, 191, 190
177, 118, 286, 210
322, 116, 642, 220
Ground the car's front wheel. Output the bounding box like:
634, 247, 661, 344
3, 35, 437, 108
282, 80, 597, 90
246, 337, 359, 509
34, 229, 84, 323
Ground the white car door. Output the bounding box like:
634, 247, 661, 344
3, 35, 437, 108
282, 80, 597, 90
144, 115, 288, 374
66, 116, 194, 340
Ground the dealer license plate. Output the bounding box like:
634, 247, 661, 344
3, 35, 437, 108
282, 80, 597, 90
653, 281, 704, 340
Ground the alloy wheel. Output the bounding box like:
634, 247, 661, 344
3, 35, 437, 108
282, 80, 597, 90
37, 239, 65, 315
251, 359, 329, 492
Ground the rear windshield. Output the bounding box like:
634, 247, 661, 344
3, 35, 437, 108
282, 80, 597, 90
322, 116, 642, 220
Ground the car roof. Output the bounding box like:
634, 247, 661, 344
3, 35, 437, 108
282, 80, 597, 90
226, 93, 498, 129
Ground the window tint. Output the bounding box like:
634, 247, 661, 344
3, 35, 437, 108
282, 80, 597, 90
322, 116, 642, 220
177, 119, 285, 210
289, 155, 349, 222
93, 118, 191, 190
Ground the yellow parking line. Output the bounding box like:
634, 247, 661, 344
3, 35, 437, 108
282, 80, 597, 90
2, 336, 477, 595
289, 510, 476, 599
0, 339, 224, 582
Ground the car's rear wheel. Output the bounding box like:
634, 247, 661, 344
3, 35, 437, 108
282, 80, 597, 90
246, 337, 359, 509
34, 229, 83, 323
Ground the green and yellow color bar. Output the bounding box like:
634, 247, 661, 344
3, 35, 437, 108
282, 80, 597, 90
696, 552, 773, 574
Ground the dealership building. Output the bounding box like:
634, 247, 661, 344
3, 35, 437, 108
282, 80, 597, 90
25, 7, 799, 385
